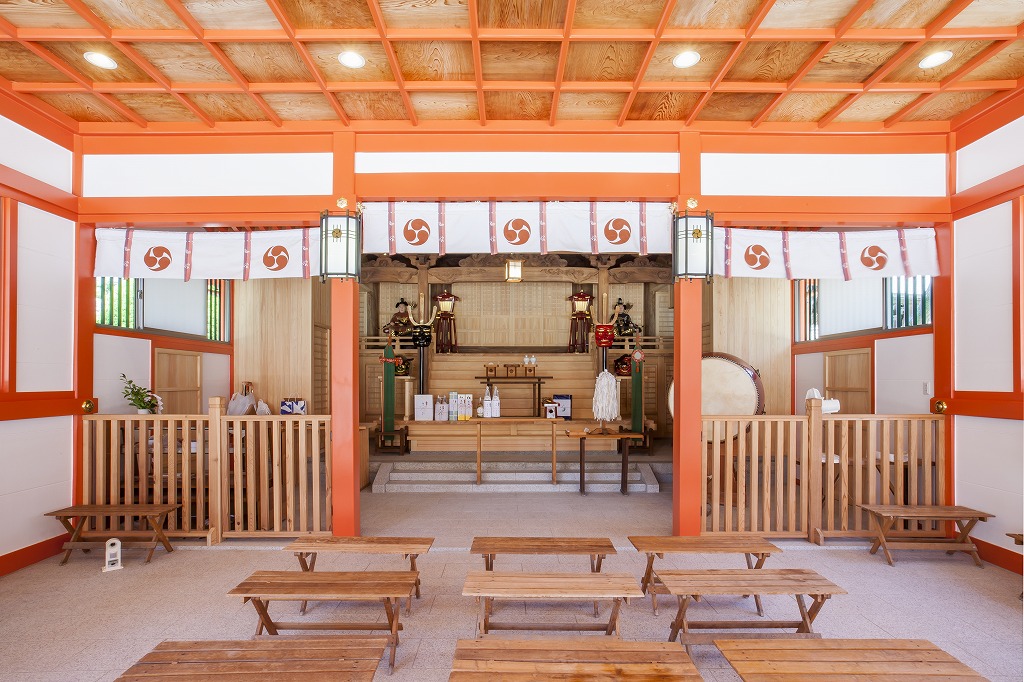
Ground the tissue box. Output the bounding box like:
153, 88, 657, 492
552, 394, 572, 419
414, 394, 434, 421
435, 400, 448, 421
459, 394, 473, 420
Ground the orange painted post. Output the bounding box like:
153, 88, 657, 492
672, 278, 703, 536
330, 278, 360, 536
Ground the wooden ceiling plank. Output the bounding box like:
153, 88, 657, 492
951, 85, 1024, 129
0, 73, 80, 131
752, 0, 874, 126
685, 0, 779, 125
365, 0, 418, 125
885, 30, 1021, 127
548, 0, 579, 125
468, 0, 487, 125
162, 0, 283, 125
262, 0, 350, 125
614, 0, 678, 126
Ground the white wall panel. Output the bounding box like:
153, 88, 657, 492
143, 278, 208, 337
818, 278, 884, 336
0, 417, 73, 555
16, 204, 75, 392
875, 334, 933, 414
957, 115, 1024, 192
82, 152, 333, 197
701, 153, 946, 197
202, 352, 231, 412
354, 151, 679, 174
954, 416, 1023, 553
794, 352, 824, 413
94, 333, 151, 413
0, 114, 73, 192
954, 202, 1014, 392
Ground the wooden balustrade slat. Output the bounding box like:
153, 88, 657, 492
273, 420, 283, 533
299, 421, 309, 533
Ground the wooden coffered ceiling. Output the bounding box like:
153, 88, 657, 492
0, 0, 1022, 133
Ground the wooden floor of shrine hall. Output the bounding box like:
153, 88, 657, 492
0, 490, 1019, 681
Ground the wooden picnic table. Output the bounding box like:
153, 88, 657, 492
45, 504, 179, 565
629, 535, 781, 615
462, 571, 642, 638
449, 637, 703, 681
657, 568, 846, 652
858, 504, 994, 567
284, 536, 433, 614
116, 636, 389, 681
228, 570, 418, 672
565, 429, 640, 494
716, 638, 986, 680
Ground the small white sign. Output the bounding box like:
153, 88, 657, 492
103, 538, 123, 572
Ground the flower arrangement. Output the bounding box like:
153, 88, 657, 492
120, 373, 163, 413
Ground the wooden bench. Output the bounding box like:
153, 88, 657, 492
228, 570, 418, 672
116, 636, 389, 681
629, 535, 780, 615
462, 571, 642, 638
716, 638, 986, 680
657, 568, 846, 652
284, 535, 433, 614
449, 638, 703, 681
858, 504, 994, 567
45, 504, 179, 565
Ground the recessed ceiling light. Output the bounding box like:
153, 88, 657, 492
338, 51, 366, 69
918, 50, 953, 69
83, 51, 117, 70
672, 51, 701, 69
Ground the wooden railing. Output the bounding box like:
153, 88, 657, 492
702, 400, 945, 542
82, 414, 214, 540
81, 397, 332, 543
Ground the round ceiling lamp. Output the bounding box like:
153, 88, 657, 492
672, 51, 701, 69
918, 50, 953, 69
83, 51, 117, 70
338, 51, 366, 68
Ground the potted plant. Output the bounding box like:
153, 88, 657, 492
120, 373, 162, 414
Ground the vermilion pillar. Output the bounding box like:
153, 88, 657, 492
331, 277, 361, 536
672, 278, 703, 535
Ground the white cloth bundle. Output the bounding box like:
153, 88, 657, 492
592, 370, 620, 422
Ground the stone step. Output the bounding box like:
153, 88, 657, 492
383, 480, 652, 493
372, 462, 660, 493
388, 470, 644, 483
389, 461, 633, 472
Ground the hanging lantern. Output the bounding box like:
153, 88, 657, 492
673, 210, 714, 280
320, 209, 361, 280
505, 258, 524, 282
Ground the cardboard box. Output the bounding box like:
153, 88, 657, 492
434, 400, 448, 422
414, 394, 434, 421
553, 394, 572, 419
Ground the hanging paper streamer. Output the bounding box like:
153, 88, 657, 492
592, 369, 620, 422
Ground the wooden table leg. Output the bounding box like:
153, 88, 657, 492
605, 598, 622, 635
743, 552, 766, 617
295, 552, 317, 614
579, 438, 586, 495
144, 512, 174, 563
409, 553, 421, 598
383, 597, 400, 673
668, 595, 691, 653
868, 513, 897, 566
250, 598, 278, 636
953, 518, 983, 566
476, 596, 489, 637
590, 554, 605, 616
640, 553, 656, 596
621, 438, 629, 495
56, 516, 84, 566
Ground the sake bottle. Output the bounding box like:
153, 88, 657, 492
491, 387, 501, 417
483, 386, 493, 418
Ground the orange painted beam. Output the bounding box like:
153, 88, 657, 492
792, 327, 933, 356
467, 0, 488, 127
673, 278, 703, 536
356, 133, 680, 153
78, 196, 330, 219
954, 88, 1024, 147
0, 197, 13, 395
0, 164, 77, 215
0, 534, 69, 578
81, 134, 333, 155
615, 0, 679, 127
701, 133, 947, 155
950, 165, 1024, 215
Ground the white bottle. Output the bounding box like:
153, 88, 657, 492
491, 387, 501, 417
523, 354, 529, 365
483, 386, 493, 418
530, 354, 537, 366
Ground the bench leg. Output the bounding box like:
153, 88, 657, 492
605, 598, 622, 636
669, 596, 692, 655
250, 598, 278, 636
295, 552, 316, 614
56, 517, 83, 566
953, 519, 984, 567
741, 552, 766, 617
144, 513, 173, 563
868, 514, 897, 566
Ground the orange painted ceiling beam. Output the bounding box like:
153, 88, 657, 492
616, 0, 679, 127
366, 0, 417, 126
467, 0, 487, 126
547, 0, 578, 126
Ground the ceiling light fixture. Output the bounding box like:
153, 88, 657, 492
918, 50, 953, 69
338, 51, 366, 69
84, 51, 117, 70
672, 51, 701, 69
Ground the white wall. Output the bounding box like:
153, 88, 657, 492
93, 333, 151, 413
143, 278, 208, 337
956, 115, 1024, 192
16, 204, 75, 392
0, 114, 73, 193
955, 416, 1024, 553
202, 352, 231, 410
702, 153, 946, 197
793, 352, 824, 413
954, 202, 1014, 392
875, 334, 934, 414
818, 278, 884, 336
0, 417, 73, 554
